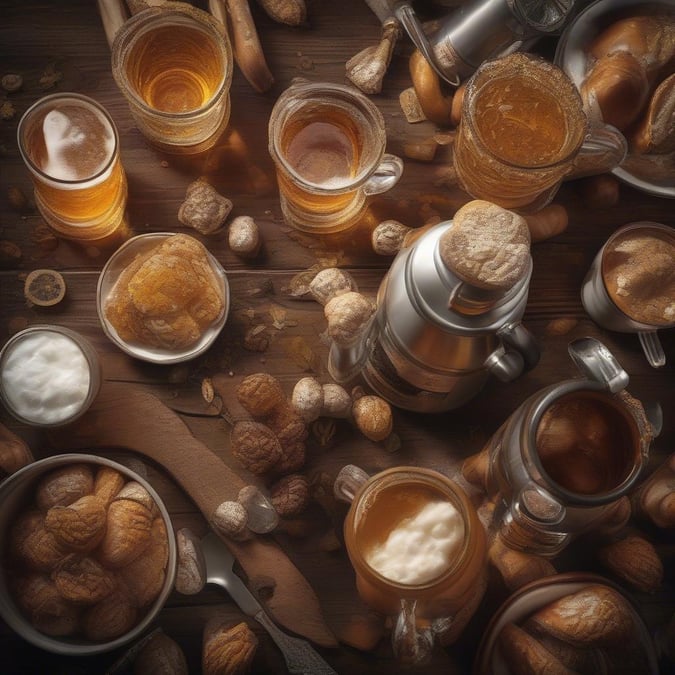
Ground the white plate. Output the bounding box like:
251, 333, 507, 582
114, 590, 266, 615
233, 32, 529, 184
97, 232, 230, 364
554, 0, 675, 198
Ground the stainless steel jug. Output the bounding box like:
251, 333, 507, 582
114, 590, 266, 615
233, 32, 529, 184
328, 219, 540, 412
366, 0, 577, 86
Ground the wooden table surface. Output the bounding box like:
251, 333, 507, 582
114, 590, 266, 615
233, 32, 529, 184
1, 1, 674, 673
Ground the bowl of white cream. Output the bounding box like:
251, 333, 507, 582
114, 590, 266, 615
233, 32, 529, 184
0, 325, 101, 427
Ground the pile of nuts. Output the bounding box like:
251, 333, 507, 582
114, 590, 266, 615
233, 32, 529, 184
5, 462, 169, 642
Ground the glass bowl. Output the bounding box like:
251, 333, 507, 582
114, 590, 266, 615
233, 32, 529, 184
97, 232, 230, 364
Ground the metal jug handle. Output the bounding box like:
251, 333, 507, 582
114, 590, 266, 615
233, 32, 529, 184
393, 2, 461, 86
498, 322, 541, 371
567, 337, 629, 394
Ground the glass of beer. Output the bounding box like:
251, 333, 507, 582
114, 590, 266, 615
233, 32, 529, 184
453, 52, 627, 211
268, 79, 404, 234
111, 1, 233, 155
581, 221, 675, 368
334, 465, 487, 664
17, 92, 129, 242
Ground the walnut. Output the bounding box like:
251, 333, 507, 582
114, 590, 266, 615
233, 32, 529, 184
0, 422, 33, 478
309, 267, 357, 305
230, 420, 282, 475
15, 518, 68, 572
98, 499, 154, 568
236, 373, 285, 417
178, 180, 232, 235
12, 573, 80, 637
134, 631, 189, 675
291, 376, 324, 423
114, 481, 159, 516
596, 534, 664, 593
352, 395, 393, 442
498, 622, 576, 675
202, 618, 259, 675
44, 494, 107, 553
371, 220, 411, 256
321, 383, 352, 418
82, 583, 138, 642
51, 555, 116, 605
266, 403, 308, 450
175, 527, 207, 595
269, 474, 310, 517
93, 466, 126, 506
211, 501, 249, 540
36, 463, 94, 511
324, 292, 375, 347
275, 442, 306, 475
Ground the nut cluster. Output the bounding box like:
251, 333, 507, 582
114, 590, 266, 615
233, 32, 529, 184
5, 462, 169, 642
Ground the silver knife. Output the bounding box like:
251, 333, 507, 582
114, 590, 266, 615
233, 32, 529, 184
201, 532, 338, 675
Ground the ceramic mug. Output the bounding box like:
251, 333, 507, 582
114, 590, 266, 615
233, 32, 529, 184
268, 79, 404, 233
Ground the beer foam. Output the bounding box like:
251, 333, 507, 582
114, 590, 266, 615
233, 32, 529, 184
365, 500, 464, 585
41, 106, 114, 181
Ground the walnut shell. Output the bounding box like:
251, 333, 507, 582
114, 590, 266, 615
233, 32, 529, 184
230, 420, 282, 475
36, 463, 94, 511
13, 573, 81, 637
320, 383, 352, 419
352, 395, 393, 442
82, 583, 138, 642
528, 584, 634, 648
274, 441, 306, 475
175, 527, 207, 595
270, 474, 310, 517
0, 422, 34, 478
211, 501, 249, 540
324, 292, 375, 347
203, 618, 259, 675
309, 267, 357, 305
291, 376, 324, 423
236, 373, 285, 417
114, 480, 159, 516
265, 403, 308, 450
44, 494, 107, 553
98, 499, 154, 568
120, 517, 170, 607
15, 518, 68, 572
51, 555, 116, 605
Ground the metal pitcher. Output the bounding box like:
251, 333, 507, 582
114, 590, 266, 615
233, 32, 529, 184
328, 219, 540, 413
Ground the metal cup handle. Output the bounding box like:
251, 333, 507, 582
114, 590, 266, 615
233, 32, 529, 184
568, 337, 629, 394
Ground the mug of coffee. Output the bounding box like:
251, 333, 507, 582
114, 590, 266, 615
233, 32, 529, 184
453, 52, 627, 211
334, 465, 487, 664
268, 79, 404, 233
581, 221, 675, 368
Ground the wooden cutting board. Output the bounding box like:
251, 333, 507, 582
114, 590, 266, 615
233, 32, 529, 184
48, 380, 337, 648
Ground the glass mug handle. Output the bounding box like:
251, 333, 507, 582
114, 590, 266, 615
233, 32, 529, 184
638, 331, 666, 369
569, 123, 628, 179
363, 154, 404, 196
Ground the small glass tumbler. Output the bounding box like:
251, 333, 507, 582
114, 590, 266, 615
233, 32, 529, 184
268, 79, 404, 233
334, 465, 487, 664
453, 52, 627, 211
111, 1, 233, 155
581, 221, 675, 368
17, 93, 129, 242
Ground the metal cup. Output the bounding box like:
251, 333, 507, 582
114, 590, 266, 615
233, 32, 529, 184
581, 221, 675, 368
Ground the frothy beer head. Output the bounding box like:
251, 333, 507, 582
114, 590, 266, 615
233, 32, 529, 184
22, 98, 115, 183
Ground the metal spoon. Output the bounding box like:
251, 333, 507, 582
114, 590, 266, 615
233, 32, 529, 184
201, 532, 338, 675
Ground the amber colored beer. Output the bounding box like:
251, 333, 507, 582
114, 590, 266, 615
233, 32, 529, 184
454, 52, 587, 210
112, 4, 233, 154
18, 93, 128, 242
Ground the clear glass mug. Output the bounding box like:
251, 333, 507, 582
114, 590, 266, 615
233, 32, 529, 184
453, 52, 627, 211
334, 465, 487, 664
111, 1, 233, 155
17, 93, 129, 242
268, 79, 404, 234
581, 221, 675, 368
